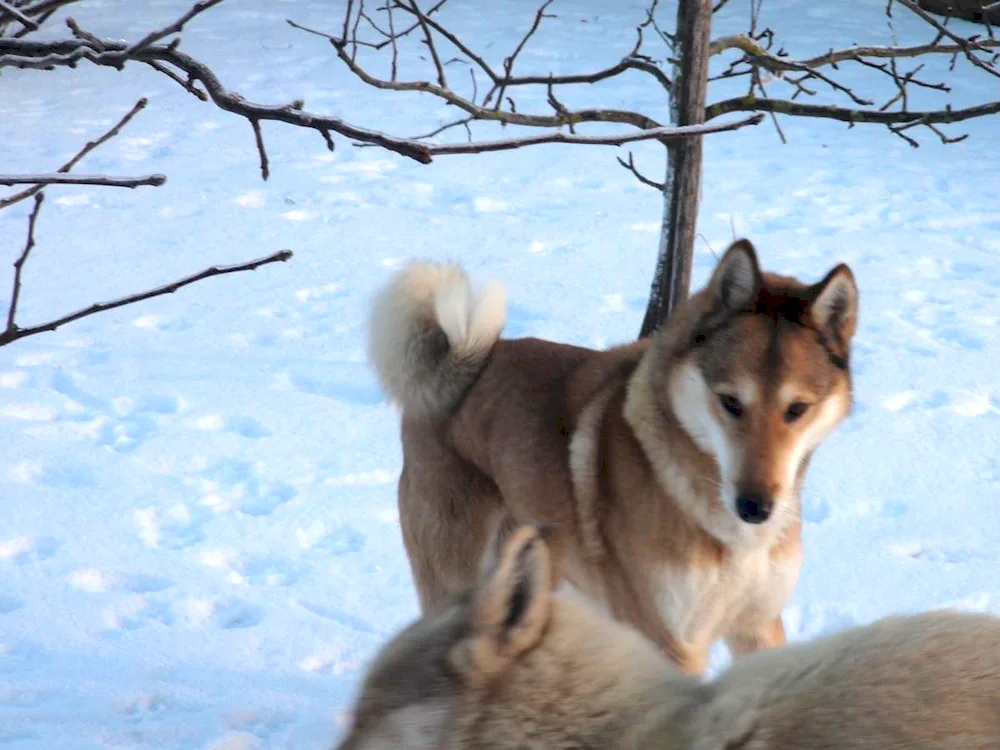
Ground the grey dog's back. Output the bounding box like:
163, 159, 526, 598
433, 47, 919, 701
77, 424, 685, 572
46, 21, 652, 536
683, 610, 1000, 750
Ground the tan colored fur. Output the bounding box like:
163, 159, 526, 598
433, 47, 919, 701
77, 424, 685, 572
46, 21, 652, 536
367, 240, 858, 672
335, 528, 1000, 750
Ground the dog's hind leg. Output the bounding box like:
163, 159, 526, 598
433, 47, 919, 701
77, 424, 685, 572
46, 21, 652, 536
398, 431, 504, 612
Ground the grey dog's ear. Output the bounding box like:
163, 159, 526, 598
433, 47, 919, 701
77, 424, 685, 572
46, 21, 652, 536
477, 514, 521, 578
451, 525, 556, 683
707, 239, 762, 316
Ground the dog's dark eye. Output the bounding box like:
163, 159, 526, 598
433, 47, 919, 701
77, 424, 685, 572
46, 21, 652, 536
718, 394, 743, 418
785, 401, 810, 422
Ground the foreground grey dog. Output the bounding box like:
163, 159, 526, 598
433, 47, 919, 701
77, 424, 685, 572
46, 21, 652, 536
335, 525, 1000, 750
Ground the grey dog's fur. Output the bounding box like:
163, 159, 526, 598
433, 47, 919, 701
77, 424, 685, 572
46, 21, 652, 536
335, 525, 1000, 750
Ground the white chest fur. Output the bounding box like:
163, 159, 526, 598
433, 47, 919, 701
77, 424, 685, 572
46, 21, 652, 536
656, 548, 800, 648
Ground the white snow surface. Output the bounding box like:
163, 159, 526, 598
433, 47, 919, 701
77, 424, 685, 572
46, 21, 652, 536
1, 0, 999, 747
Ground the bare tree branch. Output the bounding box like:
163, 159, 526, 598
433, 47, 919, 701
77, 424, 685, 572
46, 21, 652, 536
0, 249, 293, 347
706, 95, 1000, 127
0, 173, 166, 188
616, 151, 666, 190
0, 0, 82, 38
0, 97, 148, 210
382, 2, 673, 97
0, 36, 752, 165
5, 191, 43, 336
703, 0, 1000, 144
897, 0, 1000, 79
0, 32, 434, 165
288, 0, 675, 145
0, 0, 731, 173
289, 15, 664, 132
709, 34, 1000, 67
0, 42, 293, 348
425, 114, 763, 156
13, 0, 81, 17
0, 1, 39, 31
0, 28, 754, 167
250, 118, 269, 180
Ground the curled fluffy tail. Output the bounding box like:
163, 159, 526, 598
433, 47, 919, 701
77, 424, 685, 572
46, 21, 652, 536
367, 260, 506, 417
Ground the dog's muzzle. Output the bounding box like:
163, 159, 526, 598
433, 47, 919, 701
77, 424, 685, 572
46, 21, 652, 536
736, 493, 773, 524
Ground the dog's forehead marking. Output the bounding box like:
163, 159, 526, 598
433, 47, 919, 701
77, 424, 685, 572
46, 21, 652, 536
700, 317, 841, 400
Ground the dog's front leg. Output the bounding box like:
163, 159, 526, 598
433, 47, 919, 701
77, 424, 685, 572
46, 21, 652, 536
725, 615, 787, 659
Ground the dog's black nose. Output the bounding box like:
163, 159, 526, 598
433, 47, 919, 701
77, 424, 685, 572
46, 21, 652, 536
736, 494, 773, 524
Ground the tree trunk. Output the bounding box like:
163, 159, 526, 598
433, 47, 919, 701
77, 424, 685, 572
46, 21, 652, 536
639, 0, 714, 338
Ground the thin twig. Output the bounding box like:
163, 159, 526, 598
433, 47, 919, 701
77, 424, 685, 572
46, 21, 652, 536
341, 0, 354, 43
752, 66, 787, 143
368, 0, 449, 50
0, 249, 294, 347
0, 97, 148, 210
0, 173, 166, 188
389, 1, 496, 83
495, 0, 556, 110
410, 115, 476, 140
616, 151, 666, 190
123, 0, 223, 55
6, 192, 44, 336
250, 118, 269, 180
146, 58, 208, 100
927, 121, 968, 143
386, 0, 398, 81
407, 0, 446, 88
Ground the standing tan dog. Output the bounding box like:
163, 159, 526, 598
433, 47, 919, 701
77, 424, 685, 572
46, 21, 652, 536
367, 239, 858, 672
335, 526, 1000, 750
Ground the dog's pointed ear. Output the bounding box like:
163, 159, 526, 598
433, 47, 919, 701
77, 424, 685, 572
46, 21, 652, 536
809, 264, 859, 346
477, 513, 520, 579
451, 525, 556, 682
706, 239, 761, 315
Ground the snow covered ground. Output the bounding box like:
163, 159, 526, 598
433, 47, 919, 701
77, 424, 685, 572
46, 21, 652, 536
1, 0, 999, 747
